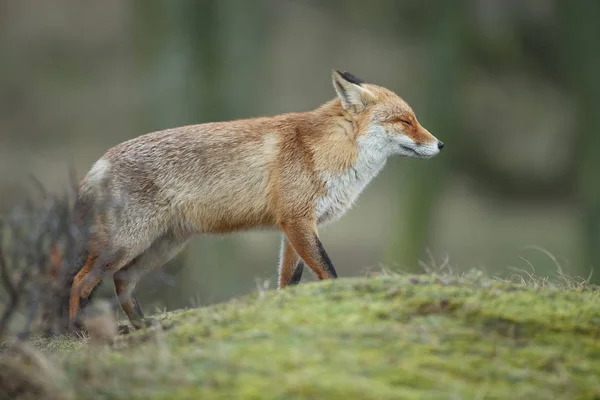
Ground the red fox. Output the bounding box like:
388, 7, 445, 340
60, 70, 444, 332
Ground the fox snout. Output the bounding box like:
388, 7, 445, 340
409, 127, 444, 159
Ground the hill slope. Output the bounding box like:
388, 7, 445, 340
4, 273, 600, 399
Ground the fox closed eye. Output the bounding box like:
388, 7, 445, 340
388, 116, 412, 126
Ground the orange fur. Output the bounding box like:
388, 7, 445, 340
69, 250, 97, 329
48, 244, 63, 278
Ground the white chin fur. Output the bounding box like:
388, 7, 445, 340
364, 125, 440, 159
409, 142, 440, 159
393, 135, 439, 159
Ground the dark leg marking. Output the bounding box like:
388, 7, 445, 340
289, 261, 304, 285
133, 298, 145, 319
315, 235, 338, 278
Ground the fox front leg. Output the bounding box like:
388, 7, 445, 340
289, 261, 304, 285
280, 220, 338, 283
278, 236, 305, 289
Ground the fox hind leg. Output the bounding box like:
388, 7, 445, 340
113, 263, 147, 331
69, 248, 129, 331
113, 231, 189, 331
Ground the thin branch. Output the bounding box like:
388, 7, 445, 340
28, 174, 49, 200
0, 257, 33, 336
0, 247, 17, 304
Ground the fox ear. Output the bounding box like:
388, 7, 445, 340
332, 70, 375, 113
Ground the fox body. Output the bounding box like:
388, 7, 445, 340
63, 70, 443, 332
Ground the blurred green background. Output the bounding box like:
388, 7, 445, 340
1, 1, 599, 312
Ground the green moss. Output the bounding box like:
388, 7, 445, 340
27, 335, 85, 355
17, 274, 600, 399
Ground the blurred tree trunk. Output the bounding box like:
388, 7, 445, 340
180, 0, 270, 303
130, 0, 237, 308
131, 0, 189, 132
131, 0, 270, 306
386, 3, 465, 272
557, 1, 600, 282
177, 0, 239, 305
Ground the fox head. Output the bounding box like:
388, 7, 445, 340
332, 70, 443, 159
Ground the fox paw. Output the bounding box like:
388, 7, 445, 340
129, 317, 157, 330
117, 324, 132, 335
119, 317, 172, 335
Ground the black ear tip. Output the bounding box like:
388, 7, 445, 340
336, 70, 365, 86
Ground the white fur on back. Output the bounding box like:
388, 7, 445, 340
315, 126, 391, 225
86, 159, 111, 183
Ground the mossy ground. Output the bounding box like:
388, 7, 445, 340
4, 272, 600, 399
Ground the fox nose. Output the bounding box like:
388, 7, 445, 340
437, 141, 444, 150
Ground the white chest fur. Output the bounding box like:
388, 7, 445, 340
315, 132, 390, 225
